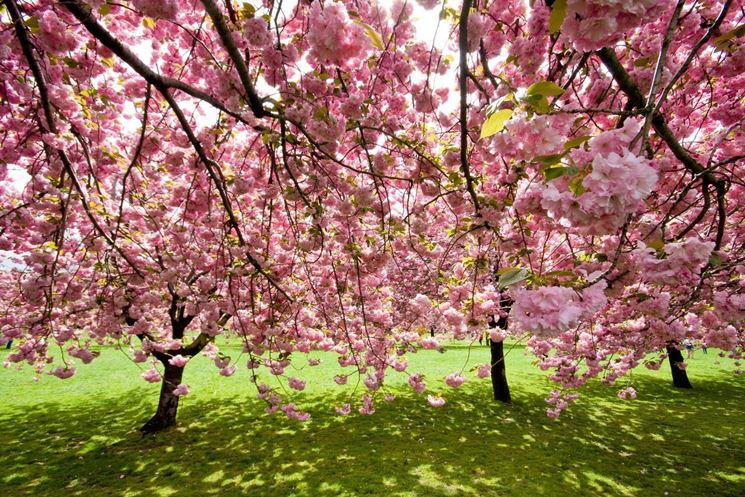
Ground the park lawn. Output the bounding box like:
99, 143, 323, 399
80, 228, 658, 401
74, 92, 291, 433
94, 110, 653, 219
0, 343, 744, 497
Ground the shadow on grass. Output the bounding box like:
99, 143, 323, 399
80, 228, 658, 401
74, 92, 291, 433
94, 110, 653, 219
1, 375, 744, 497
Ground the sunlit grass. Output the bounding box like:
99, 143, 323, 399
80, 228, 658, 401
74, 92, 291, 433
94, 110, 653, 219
1, 344, 743, 496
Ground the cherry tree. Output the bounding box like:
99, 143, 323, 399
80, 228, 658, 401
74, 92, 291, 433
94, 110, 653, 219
1, 0, 743, 432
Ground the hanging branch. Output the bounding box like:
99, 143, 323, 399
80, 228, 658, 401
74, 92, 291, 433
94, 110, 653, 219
458, 0, 482, 215
60, 0, 257, 124
6, 0, 144, 278
200, 0, 268, 118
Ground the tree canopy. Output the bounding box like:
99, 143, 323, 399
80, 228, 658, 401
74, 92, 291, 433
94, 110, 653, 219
1, 0, 743, 429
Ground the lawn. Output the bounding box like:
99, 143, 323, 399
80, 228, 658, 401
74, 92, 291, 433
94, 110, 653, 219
1, 343, 743, 497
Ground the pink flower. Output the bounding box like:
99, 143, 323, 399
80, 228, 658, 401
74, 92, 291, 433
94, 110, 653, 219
168, 354, 189, 367
219, 366, 236, 377
142, 368, 161, 383
445, 372, 466, 388
408, 373, 426, 394
214, 356, 230, 369
50, 366, 75, 379
411, 294, 433, 314
308, 358, 321, 366
244, 17, 272, 48
335, 403, 351, 416
617, 387, 637, 400
282, 403, 311, 421
476, 363, 491, 379
334, 375, 348, 385
131, 0, 177, 20
416, 0, 440, 9
359, 394, 375, 415
288, 377, 306, 391
307, 1, 369, 68
364, 375, 380, 391
427, 395, 445, 407
173, 384, 190, 396
420, 337, 439, 350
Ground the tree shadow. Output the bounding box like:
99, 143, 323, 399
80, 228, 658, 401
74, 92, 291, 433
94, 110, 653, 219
1, 374, 744, 497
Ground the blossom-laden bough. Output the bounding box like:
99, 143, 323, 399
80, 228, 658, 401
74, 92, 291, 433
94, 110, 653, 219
0, 0, 742, 431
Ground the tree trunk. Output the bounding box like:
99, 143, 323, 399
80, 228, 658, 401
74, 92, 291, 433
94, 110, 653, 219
489, 338, 511, 403
488, 300, 512, 403
666, 343, 693, 389
141, 364, 185, 433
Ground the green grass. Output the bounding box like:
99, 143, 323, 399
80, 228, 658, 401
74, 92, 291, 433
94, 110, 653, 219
1, 343, 744, 497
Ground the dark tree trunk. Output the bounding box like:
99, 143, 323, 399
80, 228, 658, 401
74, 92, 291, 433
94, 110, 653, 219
141, 364, 185, 433
666, 343, 693, 389
487, 297, 512, 403
489, 338, 511, 403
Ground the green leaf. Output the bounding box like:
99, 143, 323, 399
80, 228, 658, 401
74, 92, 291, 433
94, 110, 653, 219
533, 153, 566, 165
527, 81, 565, 98
98, 3, 110, 16
709, 252, 722, 267
633, 55, 655, 68
568, 176, 586, 196
479, 109, 513, 139
498, 268, 531, 289
549, 0, 567, 35
543, 165, 578, 182
63, 57, 79, 69
647, 239, 665, 251
241, 2, 256, 19
563, 135, 591, 150
354, 20, 385, 50
24, 16, 40, 33
313, 106, 329, 121
543, 270, 577, 279
713, 24, 745, 50
521, 94, 551, 114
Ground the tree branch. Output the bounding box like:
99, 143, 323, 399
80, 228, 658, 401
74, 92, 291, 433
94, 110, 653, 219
60, 0, 255, 124
200, 0, 267, 118
458, 0, 482, 215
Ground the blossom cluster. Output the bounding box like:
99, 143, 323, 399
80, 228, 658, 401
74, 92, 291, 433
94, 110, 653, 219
306, 1, 370, 68
562, 0, 667, 51
509, 282, 607, 338
538, 122, 658, 234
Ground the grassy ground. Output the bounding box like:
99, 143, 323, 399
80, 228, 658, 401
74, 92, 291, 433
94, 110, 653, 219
0, 343, 743, 497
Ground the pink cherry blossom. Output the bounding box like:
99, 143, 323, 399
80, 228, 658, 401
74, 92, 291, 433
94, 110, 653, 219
287, 377, 306, 391
445, 373, 466, 388
173, 384, 190, 397
168, 355, 189, 367
142, 368, 161, 383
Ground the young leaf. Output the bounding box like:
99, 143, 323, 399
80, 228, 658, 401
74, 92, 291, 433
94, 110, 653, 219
479, 109, 513, 139
498, 268, 531, 289
527, 81, 565, 98
563, 135, 591, 150
354, 20, 385, 50
543, 165, 578, 181
713, 24, 745, 50
549, 0, 567, 35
